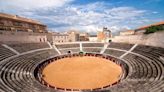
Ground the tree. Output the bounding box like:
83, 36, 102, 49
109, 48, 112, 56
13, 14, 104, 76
145, 25, 164, 34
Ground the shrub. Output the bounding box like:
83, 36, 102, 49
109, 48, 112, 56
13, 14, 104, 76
145, 25, 164, 34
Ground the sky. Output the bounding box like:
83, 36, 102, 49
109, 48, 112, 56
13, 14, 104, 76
0, 0, 164, 34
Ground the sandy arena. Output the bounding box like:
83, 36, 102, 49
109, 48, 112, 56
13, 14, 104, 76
42, 56, 122, 90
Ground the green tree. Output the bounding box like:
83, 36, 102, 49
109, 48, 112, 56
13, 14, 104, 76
145, 25, 164, 34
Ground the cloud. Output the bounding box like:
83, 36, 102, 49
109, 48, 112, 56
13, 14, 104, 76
0, 0, 73, 10
1, 1, 155, 34
40, 4, 147, 33
105, 7, 146, 20
152, 11, 158, 14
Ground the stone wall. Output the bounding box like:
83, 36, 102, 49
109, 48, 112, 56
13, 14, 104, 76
0, 31, 47, 43
112, 31, 164, 48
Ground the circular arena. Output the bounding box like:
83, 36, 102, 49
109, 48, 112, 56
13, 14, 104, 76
40, 54, 123, 90
0, 42, 164, 92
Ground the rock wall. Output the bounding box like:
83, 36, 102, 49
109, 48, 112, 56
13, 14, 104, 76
112, 31, 164, 48
0, 31, 47, 43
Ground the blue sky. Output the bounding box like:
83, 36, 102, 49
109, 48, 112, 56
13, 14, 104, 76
0, 0, 164, 34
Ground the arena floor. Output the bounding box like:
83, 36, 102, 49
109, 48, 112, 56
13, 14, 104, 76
42, 56, 122, 90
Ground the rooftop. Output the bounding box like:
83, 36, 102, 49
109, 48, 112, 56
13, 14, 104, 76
135, 21, 164, 31
0, 13, 45, 26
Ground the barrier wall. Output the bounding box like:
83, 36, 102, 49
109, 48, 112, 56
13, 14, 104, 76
0, 31, 47, 43
112, 31, 164, 48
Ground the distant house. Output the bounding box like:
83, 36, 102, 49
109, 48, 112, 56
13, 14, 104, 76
97, 27, 112, 42
53, 34, 69, 43
79, 32, 89, 41
89, 35, 97, 42
66, 30, 80, 42
46, 32, 69, 43
120, 30, 135, 36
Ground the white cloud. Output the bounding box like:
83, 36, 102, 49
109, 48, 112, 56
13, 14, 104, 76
105, 7, 146, 20
1, 1, 152, 34
110, 26, 130, 32
47, 5, 146, 33
0, 0, 73, 10
152, 11, 158, 14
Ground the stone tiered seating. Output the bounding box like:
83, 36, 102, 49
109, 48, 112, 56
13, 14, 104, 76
83, 48, 102, 53
0, 44, 16, 61
82, 43, 104, 47
82, 43, 104, 54
123, 54, 160, 79
6, 42, 50, 53
108, 42, 134, 50
104, 49, 125, 57
108, 80, 164, 92
55, 43, 80, 54
55, 43, 80, 49
59, 48, 80, 54
132, 45, 164, 80
0, 49, 58, 92
0, 42, 164, 92
133, 45, 164, 63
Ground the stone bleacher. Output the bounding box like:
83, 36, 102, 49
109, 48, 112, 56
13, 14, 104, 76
6, 42, 50, 53
108, 42, 134, 50
123, 53, 160, 79
0, 49, 58, 92
132, 45, 164, 80
0, 42, 164, 92
82, 43, 104, 47
104, 49, 125, 57
55, 43, 80, 49
55, 43, 80, 54
59, 48, 80, 54
82, 43, 104, 54
83, 48, 102, 53
0, 44, 16, 61
109, 80, 164, 92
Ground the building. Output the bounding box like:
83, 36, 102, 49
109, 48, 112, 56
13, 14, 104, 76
47, 30, 84, 43
0, 13, 47, 33
45, 32, 69, 43
103, 27, 112, 38
97, 27, 112, 42
120, 30, 135, 36
79, 32, 89, 41
134, 21, 164, 35
89, 35, 97, 42
97, 31, 105, 42
66, 30, 80, 42
52, 34, 69, 43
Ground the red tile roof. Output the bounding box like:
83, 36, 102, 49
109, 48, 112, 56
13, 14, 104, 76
135, 21, 164, 30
